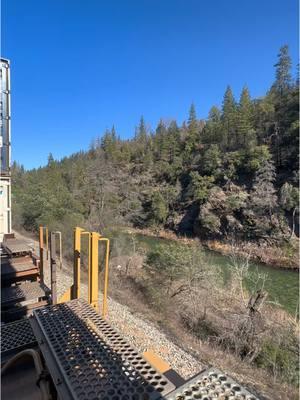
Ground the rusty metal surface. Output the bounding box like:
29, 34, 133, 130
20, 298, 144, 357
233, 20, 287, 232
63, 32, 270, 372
31, 299, 175, 400
1, 282, 48, 307
1, 319, 37, 362
2, 239, 31, 255
166, 368, 259, 400
1, 261, 38, 275
2, 300, 49, 323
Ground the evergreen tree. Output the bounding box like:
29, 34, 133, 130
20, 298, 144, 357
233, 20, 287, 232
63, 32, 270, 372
202, 144, 222, 176
208, 106, 221, 123
101, 129, 116, 158
188, 103, 197, 125
237, 86, 256, 148
133, 116, 150, 164
111, 125, 117, 142
273, 45, 292, 96
250, 159, 277, 216
222, 86, 237, 149
47, 153, 55, 168
185, 103, 200, 156
203, 106, 222, 144
154, 120, 169, 162
167, 120, 181, 163
271, 45, 296, 167
280, 183, 299, 237
149, 192, 168, 225
187, 172, 215, 203
135, 116, 148, 143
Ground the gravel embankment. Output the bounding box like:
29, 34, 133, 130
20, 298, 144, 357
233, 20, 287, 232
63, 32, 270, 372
15, 231, 202, 379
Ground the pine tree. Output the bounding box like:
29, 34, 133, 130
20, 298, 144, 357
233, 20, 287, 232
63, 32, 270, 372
133, 116, 150, 164
135, 116, 148, 144
222, 86, 237, 149
237, 86, 255, 148
167, 121, 181, 163
47, 153, 55, 167
185, 103, 199, 157
101, 129, 117, 159
154, 120, 169, 162
203, 106, 222, 144
273, 45, 292, 96
271, 45, 294, 167
280, 182, 299, 237
208, 106, 221, 123
111, 125, 117, 142
251, 159, 277, 216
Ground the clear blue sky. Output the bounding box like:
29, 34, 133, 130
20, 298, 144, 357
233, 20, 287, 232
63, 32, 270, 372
2, 0, 298, 169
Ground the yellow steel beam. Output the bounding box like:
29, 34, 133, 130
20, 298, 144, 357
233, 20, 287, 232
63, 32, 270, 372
57, 227, 110, 315
142, 350, 170, 374
88, 232, 100, 311
39, 226, 44, 284
58, 287, 72, 303
72, 227, 84, 299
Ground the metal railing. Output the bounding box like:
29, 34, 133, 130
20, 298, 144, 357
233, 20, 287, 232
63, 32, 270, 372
58, 227, 110, 318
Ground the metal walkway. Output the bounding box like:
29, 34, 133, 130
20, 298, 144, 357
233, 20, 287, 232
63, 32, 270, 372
165, 368, 259, 400
2, 238, 32, 256
30, 299, 176, 400
1, 259, 39, 284
1, 281, 48, 307
1, 281, 50, 322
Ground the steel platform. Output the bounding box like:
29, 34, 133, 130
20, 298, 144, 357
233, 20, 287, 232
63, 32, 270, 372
1, 300, 49, 323
30, 299, 176, 400
1, 282, 48, 307
1, 319, 37, 363
1, 260, 39, 285
166, 368, 259, 400
2, 239, 32, 256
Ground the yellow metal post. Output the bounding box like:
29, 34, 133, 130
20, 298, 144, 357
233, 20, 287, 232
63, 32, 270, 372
99, 238, 110, 318
39, 226, 44, 284
72, 227, 82, 300
88, 232, 99, 311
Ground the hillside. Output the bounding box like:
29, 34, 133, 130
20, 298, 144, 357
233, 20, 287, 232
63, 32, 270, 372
9, 45, 300, 398
12, 46, 299, 267
14, 230, 299, 400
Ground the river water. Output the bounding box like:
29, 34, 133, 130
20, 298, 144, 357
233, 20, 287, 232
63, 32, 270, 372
108, 230, 299, 316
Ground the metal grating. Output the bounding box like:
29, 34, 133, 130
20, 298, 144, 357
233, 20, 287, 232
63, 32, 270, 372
1, 262, 38, 275
3, 239, 31, 255
166, 368, 259, 400
1, 318, 37, 361
31, 299, 175, 400
1, 282, 48, 306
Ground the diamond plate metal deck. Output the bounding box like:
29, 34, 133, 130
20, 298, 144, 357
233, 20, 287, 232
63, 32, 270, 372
31, 299, 176, 400
1, 282, 48, 307
1, 319, 37, 362
166, 368, 259, 400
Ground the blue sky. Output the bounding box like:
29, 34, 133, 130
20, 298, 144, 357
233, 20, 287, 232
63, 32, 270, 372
2, 0, 298, 169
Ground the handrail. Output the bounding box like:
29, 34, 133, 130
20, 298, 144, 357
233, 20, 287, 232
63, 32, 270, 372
58, 227, 110, 318
39, 226, 49, 284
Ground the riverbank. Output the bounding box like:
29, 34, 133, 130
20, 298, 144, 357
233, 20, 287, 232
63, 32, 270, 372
14, 229, 299, 399
123, 227, 299, 270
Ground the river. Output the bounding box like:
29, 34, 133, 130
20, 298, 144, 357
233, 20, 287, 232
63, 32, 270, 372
107, 230, 299, 316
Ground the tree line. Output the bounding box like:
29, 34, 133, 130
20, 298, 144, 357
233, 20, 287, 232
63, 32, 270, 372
12, 45, 299, 248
